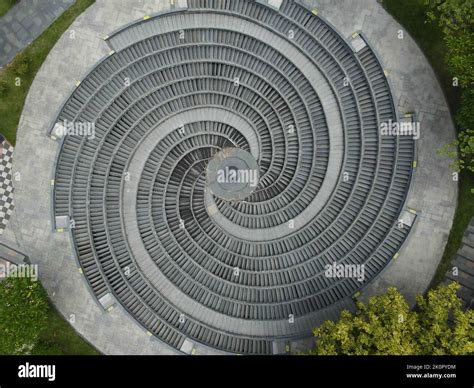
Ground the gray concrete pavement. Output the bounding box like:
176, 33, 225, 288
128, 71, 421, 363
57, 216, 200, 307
1, 0, 457, 354
0, 0, 75, 67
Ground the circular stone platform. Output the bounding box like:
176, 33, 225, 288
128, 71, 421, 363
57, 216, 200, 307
207, 148, 260, 202
50, 0, 415, 354
5, 0, 457, 356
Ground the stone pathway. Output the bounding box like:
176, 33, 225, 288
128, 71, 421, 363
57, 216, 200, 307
0, 139, 14, 235
0, 0, 74, 68
445, 218, 474, 308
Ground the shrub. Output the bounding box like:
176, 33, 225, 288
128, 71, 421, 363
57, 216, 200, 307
310, 283, 474, 355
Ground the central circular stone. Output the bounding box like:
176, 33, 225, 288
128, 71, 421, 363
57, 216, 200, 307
206, 147, 260, 201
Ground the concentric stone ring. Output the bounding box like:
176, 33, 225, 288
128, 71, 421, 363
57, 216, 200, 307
51, 0, 415, 354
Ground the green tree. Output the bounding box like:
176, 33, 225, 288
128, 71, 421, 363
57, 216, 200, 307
311, 283, 474, 355
425, 0, 474, 89
426, 0, 474, 179
0, 277, 49, 355
438, 129, 474, 177
417, 282, 474, 354
457, 89, 474, 130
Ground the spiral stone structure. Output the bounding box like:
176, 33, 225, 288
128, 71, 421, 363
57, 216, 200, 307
51, 0, 415, 354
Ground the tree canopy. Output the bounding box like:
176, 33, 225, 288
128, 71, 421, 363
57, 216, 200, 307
428, 0, 474, 178
426, 0, 474, 90
311, 283, 474, 355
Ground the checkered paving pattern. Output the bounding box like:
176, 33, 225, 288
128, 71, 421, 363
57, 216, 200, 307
0, 141, 14, 235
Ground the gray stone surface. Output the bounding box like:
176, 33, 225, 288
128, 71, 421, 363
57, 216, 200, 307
0, 241, 28, 265
1, 0, 457, 354
0, 0, 75, 67
445, 218, 474, 308
307, 0, 457, 305
120, 109, 354, 338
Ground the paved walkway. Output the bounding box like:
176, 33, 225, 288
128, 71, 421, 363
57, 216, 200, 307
0, 139, 14, 235
1, 0, 457, 354
445, 218, 474, 308
0, 0, 74, 67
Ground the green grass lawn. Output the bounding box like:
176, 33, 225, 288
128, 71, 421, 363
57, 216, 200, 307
0, 0, 95, 145
381, 0, 474, 288
0, 0, 17, 17
32, 300, 100, 355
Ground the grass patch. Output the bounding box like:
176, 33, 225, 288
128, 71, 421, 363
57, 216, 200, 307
0, 0, 17, 17
381, 0, 474, 288
32, 300, 100, 355
0, 0, 95, 145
